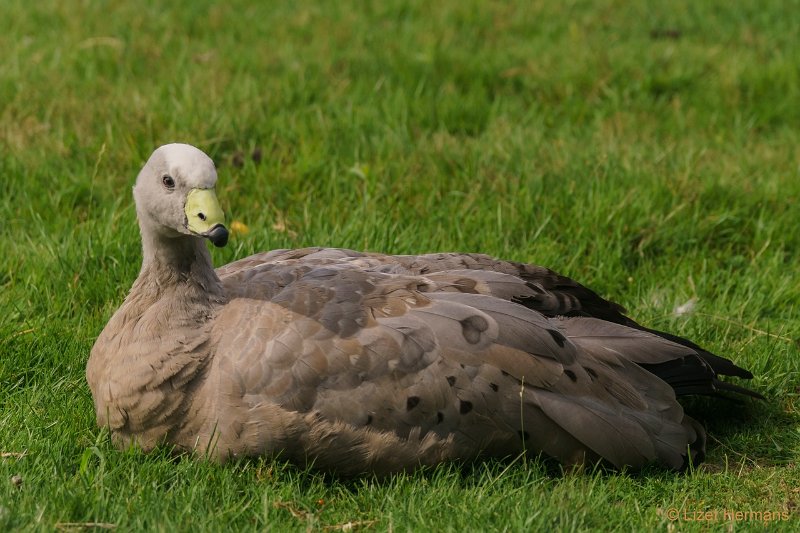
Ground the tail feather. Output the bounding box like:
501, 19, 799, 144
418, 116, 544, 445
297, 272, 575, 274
557, 316, 762, 400
638, 325, 754, 379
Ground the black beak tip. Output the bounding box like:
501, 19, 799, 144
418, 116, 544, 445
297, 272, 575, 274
207, 224, 229, 248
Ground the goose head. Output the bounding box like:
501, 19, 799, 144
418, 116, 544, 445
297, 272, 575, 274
133, 143, 228, 248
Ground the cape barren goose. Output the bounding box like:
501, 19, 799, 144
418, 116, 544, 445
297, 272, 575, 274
87, 143, 760, 475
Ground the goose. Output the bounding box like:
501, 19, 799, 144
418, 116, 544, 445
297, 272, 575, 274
86, 143, 760, 475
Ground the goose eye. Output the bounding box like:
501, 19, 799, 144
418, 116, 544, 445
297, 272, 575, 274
162, 175, 175, 189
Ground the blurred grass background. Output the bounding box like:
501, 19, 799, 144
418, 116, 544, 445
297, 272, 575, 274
1, 0, 798, 530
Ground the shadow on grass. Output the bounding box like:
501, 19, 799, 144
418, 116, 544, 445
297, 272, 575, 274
681, 391, 798, 467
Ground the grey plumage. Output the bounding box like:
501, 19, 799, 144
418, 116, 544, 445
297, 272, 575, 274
86, 144, 760, 475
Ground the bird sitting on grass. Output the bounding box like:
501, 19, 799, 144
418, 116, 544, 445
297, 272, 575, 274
86, 143, 760, 475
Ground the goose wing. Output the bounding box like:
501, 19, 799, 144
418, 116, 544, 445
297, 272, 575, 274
211, 251, 715, 471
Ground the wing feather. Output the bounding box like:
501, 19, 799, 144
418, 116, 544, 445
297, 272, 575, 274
199, 248, 753, 471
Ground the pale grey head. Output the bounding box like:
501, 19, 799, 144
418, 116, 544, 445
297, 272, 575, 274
133, 143, 228, 247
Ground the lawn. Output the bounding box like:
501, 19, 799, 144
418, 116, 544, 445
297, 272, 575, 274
1, 0, 799, 530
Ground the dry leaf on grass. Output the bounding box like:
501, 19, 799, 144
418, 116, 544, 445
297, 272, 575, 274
273, 500, 312, 519
272, 217, 297, 238
55, 522, 116, 530
1, 451, 27, 459
230, 220, 250, 236
322, 519, 378, 531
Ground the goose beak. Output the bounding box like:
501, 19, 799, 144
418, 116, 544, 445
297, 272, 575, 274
185, 188, 228, 248
206, 224, 229, 247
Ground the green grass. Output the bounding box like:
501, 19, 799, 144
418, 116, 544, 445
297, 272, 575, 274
2, 0, 799, 530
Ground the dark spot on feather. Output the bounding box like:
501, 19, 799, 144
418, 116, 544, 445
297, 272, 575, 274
459, 400, 473, 414
455, 278, 478, 292
518, 430, 530, 441
437, 412, 444, 423
416, 282, 433, 292
366, 415, 373, 425
564, 369, 577, 382
525, 282, 547, 294
490, 382, 499, 392
460, 315, 489, 344
406, 396, 420, 410
585, 367, 598, 380
460, 363, 466, 369
547, 328, 567, 347
501, 370, 509, 377
446, 375, 456, 386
